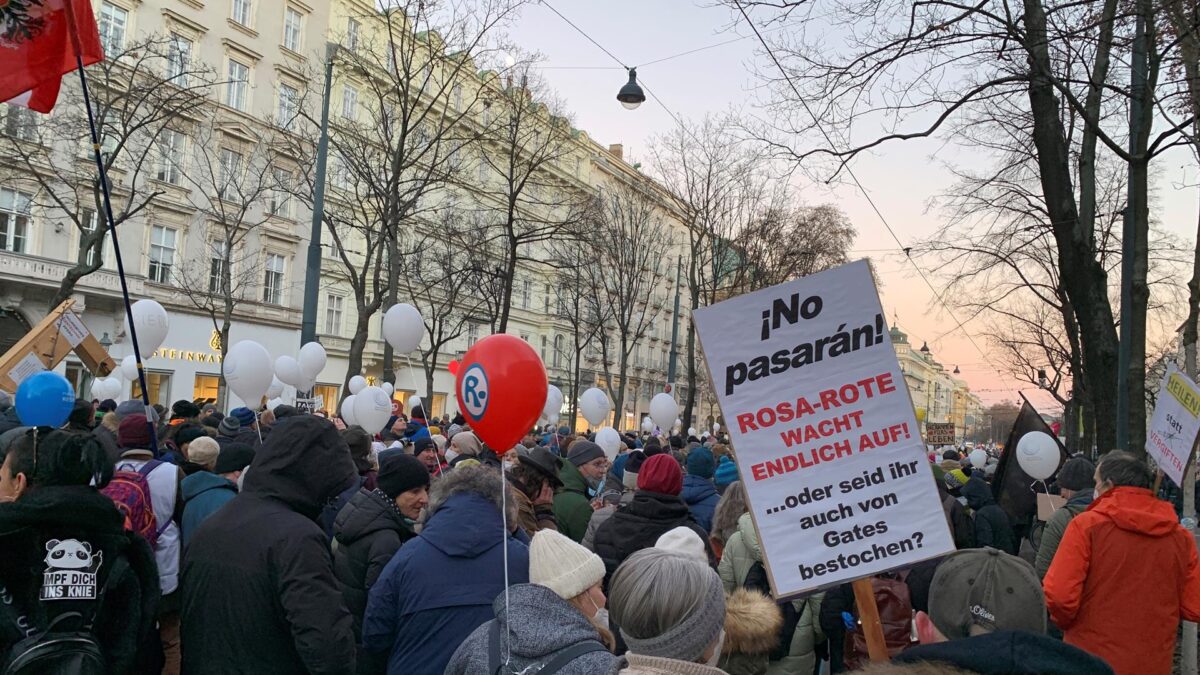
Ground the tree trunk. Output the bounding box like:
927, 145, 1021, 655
343, 314, 371, 406
217, 322, 231, 411
614, 344, 629, 431
383, 233, 400, 384
497, 241, 518, 334
683, 318, 697, 430
570, 346, 582, 426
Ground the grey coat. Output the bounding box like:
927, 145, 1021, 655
1034, 488, 1093, 579
445, 583, 618, 675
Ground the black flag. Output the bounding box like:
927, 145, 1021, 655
991, 396, 1068, 527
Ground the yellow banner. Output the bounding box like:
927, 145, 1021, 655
1167, 372, 1200, 418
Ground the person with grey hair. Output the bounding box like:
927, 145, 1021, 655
609, 548, 727, 674
362, 466, 530, 675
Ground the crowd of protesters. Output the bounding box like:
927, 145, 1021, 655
0, 388, 1197, 675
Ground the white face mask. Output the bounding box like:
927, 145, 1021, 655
704, 629, 725, 667
502, 460, 513, 472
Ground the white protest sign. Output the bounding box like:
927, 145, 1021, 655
55, 311, 89, 348
1146, 364, 1200, 486
693, 260, 954, 598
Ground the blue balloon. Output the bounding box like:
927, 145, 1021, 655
15, 371, 75, 428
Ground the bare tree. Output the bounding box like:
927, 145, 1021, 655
549, 237, 606, 425
0, 34, 214, 305
733, 203, 856, 292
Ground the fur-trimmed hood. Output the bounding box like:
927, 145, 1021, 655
722, 588, 783, 655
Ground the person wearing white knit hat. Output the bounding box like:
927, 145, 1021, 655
446, 529, 617, 674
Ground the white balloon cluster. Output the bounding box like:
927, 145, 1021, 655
273, 342, 328, 396
353, 386, 394, 434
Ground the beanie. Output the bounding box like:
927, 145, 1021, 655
188, 436, 220, 470
1056, 456, 1096, 491
213, 443, 255, 474
175, 424, 208, 448
230, 407, 256, 428
118, 414, 152, 449
116, 399, 158, 423
171, 400, 201, 420
686, 447, 715, 479
942, 449, 962, 461
619, 557, 726, 662
218, 415, 241, 437
529, 529, 606, 600
377, 453, 431, 498
655, 527, 707, 564
638, 454, 683, 496
566, 440, 604, 467
413, 437, 435, 456
97, 399, 117, 413
643, 437, 663, 456
714, 456, 739, 487
450, 431, 482, 456
625, 450, 647, 475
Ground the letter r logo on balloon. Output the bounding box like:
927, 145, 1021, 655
461, 364, 489, 420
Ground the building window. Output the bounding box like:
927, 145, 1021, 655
98, 3, 127, 54
218, 148, 242, 199
468, 322, 479, 348
226, 59, 250, 111
130, 370, 172, 408
167, 34, 192, 85
341, 85, 357, 119
194, 374, 220, 404
452, 85, 462, 111
324, 294, 343, 334
553, 334, 563, 368
148, 225, 177, 283
277, 83, 299, 129
268, 167, 292, 218
231, 0, 252, 26
208, 240, 228, 294
262, 253, 285, 304
477, 158, 487, 183
312, 384, 338, 414
543, 283, 550, 312
330, 154, 350, 190
520, 332, 530, 343
540, 335, 547, 362
81, 209, 105, 268
521, 279, 531, 309
345, 18, 360, 52
282, 7, 303, 51
0, 188, 32, 254
1, 106, 38, 141
156, 129, 184, 184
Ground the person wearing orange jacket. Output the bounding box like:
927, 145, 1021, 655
1044, 450, 1200, 675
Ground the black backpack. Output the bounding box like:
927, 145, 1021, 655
487, 620, 606, 675
2, 557, 127, 675
743, 560, 801, 661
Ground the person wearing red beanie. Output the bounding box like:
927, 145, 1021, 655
637, 454, 683, 496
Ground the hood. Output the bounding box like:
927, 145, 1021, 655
334, 488, 410, 545
492, 583, 605, 659
181, 471, 237, 502
895, 630, 1114, 675
735, 513, 762, 561
624, 491, 693, 523
681, 474, 718, 506
0, 485, 124, 537
722, 588, 783, 655
242, 416, 357, 519
558, 457, 590, 494
962, 477, 995, 510
1065, 488, 1094, 509
421, 493, 507, 558
1088, 486, 1179, 536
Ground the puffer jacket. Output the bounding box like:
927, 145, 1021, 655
592, 491, 714, 589
962, 477, 1017, 555
180, 471, 238, 547
582, 491, 635, 551
718, 589, 785, 675
1033, 488, 1092, 579
680, 474, 720, 533
553, 461, 594, 542
1044, 486, 1200, 675
446, 583, 618, 675
719, 514, 823, 675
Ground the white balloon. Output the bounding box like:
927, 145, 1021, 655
298, 342, 327, 379
275, 355, 302, 386
125, 299, 169, 355
595, 426, 621, 461
341, 394, 358, 426
224, 340, 273, 406
641, 416, 654, 433
969, 448, 988, 468
267, 397, 283, 410
674, 418, 682, 429
348, 375, 367, 395
713, 422, 721, 434
1016, 431, 1061, 480
382, 303, 424, 354
649, 393, 678, 431
409, 395, 423, 413
294, 376, 315, 394
687, 427, 698, 438
101, 376, 123, 400
543, 385, 563, 419
120, 355, 139, 381
90, 377, 110, 400
579, 387, 611, 427
354, 386, 394, 434
266, 376, 284, 399
381, 382, 394, 396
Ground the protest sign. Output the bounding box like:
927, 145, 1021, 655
693, 260, 954, 598
925, 422, 955, 446
1146, 364, 1200, 487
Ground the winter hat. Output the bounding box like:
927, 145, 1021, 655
171, 400, 201, 420
638, 453, 683, 496
450, 431, 482, 456
342, 427, 371, 460
273, 404, 299, 419
714, 456, 739, 487
175, 424, 208, 448
97, 399, 117, 414
413, 437, 436, 457
529, 529, 606, 600
431, 434, 447, 453
116, 399, 158, 423
928, 547, 1046, 639
446, 423, 463, 440
686, 446, 715, 479
117, 414, 152, 449
668, 435, 684, 450
1056, 457, 1095, 491
188, 436, 220, 470
655, 527, 707, 564
409, 405, 427, 422
623, 450, 647, 490
518, 445, 564, 486
377, 453, 431, 499
218, 415, 241, 437
230, 407, 256, 427
566, 440, 604, 467
615, 551, 726, 662
942, 449, 962, 461
642, 436, 663, 456
213, 443, 255, 475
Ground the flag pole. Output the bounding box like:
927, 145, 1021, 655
62, 1, 160, 456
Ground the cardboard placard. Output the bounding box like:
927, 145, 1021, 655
925, 422, 955, 446
1146, 365, 1200, 486
693, 260, 954, 598
1036, 493, 1067, 521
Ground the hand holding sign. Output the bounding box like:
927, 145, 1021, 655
455, 334, 547, 452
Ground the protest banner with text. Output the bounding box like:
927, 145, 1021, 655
925, 422, 956, 446
1146, 364, 1200, 487
693, 260, 954, 598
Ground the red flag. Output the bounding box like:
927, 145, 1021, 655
0, 0, 105, 113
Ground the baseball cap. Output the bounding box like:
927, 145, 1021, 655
928, 548, 1046, 639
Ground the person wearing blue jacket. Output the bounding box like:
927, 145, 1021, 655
681, 447, 721, 532
361, 466, 530, 675
179, 441, 253, 547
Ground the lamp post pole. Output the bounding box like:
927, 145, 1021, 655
300, 43, 337, 347
666, 255, 682, 388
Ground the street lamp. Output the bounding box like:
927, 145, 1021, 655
617, 68, 645, 110
1038, 368, 1048, 389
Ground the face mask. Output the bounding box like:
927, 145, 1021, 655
445, 449, 459, 463
586, 476, 605, 498
502, 460, 513, 472
704, 629, 725, 667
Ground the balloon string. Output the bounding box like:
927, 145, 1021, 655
501, 466, 512, 668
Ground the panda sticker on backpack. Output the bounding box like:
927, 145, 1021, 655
40, 540, 103, 602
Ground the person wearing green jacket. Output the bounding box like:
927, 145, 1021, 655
553, 440, 609, 542
1034, 457, 1095, 579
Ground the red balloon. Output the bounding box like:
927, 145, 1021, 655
447, 359, 460, 376
455, 334, 546, 452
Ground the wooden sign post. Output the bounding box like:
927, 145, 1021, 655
851, 578, 890, 662
0, 299, 116, 392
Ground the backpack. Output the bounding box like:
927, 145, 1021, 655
743, 561, 801, 661
487, 620, 606, 675
101, 460, 165, 548
2, 557, 127, 675
842, 573, 916, 670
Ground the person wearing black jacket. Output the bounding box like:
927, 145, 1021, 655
181, 415, 358, 675
0, 430, 161, 673
962, 476, 1017, 555
333, 453, 428, 675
